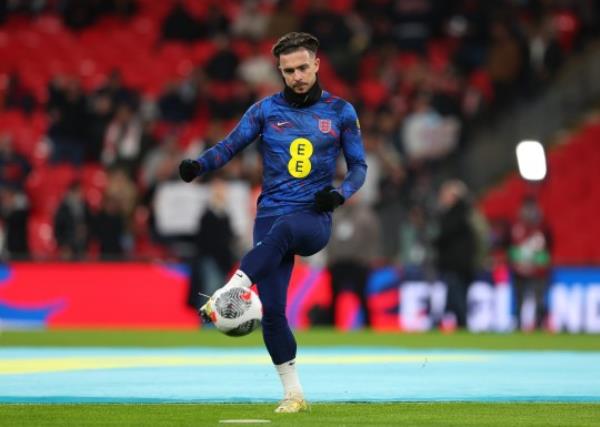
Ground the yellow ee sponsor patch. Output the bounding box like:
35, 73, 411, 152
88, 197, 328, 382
288, 138, 313, 178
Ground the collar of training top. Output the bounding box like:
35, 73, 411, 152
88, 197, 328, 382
283, 79, 322, 108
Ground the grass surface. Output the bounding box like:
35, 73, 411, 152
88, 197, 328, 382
1, 403, 599, 427
1, 328, 600, 350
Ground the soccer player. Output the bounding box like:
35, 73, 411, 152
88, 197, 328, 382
178, 32, 367, 413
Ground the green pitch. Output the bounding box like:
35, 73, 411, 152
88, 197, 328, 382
1, 329, 599, 426
1, 403, 599, 426
2, 328, 600, 350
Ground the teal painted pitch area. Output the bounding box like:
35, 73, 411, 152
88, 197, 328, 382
1, 347, 599, 403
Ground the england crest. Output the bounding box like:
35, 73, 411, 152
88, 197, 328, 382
318, 119, 331, 133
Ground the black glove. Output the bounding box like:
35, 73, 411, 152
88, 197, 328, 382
179, 159, 202, 182
314, 186, 345, 212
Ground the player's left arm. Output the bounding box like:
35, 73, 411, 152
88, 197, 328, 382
196, 102, 264, 173
179, 102, 264, 182
338, 103, 367, 200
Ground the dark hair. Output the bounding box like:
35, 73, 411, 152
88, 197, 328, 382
271, 32, 319, 58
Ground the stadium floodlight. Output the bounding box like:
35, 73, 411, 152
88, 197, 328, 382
516, 140, 547, 181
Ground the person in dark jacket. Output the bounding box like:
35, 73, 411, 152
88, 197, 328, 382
54, 181, 92, 260
92, 194, 126, 259
0, 184, 29, 258
434, 179, 477, 329
187, 177, 235, 311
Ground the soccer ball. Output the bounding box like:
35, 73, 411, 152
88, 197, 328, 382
207, 286, 262, 337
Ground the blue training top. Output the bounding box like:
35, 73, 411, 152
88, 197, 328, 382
196, 90, 367, 218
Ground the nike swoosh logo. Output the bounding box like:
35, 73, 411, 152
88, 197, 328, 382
276, 121, 289, 127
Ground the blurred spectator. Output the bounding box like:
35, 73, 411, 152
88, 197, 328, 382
47, 75, 66, 110
47, 77, 89, 165
86, 91, 113, 163
102, 103, 153, 178
508, 197, 552, 331
104, 166, 138, 221
95, 70, 138, 112
231, 0, 268, 40
161, 1, 201, 42
326, 192, 382, 327
208, 80, 255, 121
391, 0, 439, 52
357, 132, 384, 207
201, 3, 231, 39
2, 72, 37, 115
0, 185, 29, 259
187, 177, 235, 311
0, 141, 30, 258
447, 0, 490, 74
578, 0, 600, 39
526, 15, 563, 91
200, 121, 227, 152
59, 0, 137, 30
0, 0, 7, 23
205, 36, 240, 82
179, 67, 207, 116
158, 67, 209, 124
54, 181, 92, 260
61, 0, 99, 30
356, 0, 395, 47
486, 20, 528, 107
265, 0, 298, 39
301, 1, 350, 54
0, 133, 31, 190
91, 193, 126, 259
401, 92, 460, 165
470, 203, 492, 272
162, 1, 230, 42
397, 203, 435, 276
140, 133, 184, 191
433, 179, 476, 329
237, 40, 280, 92
361, 128, 408, 259
158, 79, 197, 123
301, 1, 357, 80
107, 0, 138, 19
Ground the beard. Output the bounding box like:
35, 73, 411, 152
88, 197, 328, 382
282, 77, 322, 108
292, 82, 309, 93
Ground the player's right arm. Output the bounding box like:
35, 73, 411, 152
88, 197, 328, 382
179, 101, 264, 182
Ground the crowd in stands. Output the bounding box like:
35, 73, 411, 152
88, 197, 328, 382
0, 0, 598, 326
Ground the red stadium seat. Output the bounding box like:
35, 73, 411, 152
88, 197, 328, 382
481, 120, 600, 264
27, 214, 57, 259
25, 164, 78, 216
80, 163, 108, 212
